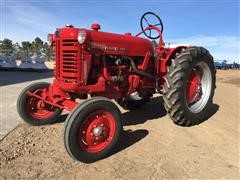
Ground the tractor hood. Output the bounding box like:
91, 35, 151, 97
87, 29, 154, 56
55, 26, 154, 57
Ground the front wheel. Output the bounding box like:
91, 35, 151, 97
64, 97, 122, 163
17, 82, 62, 126
163, 47, 216, 126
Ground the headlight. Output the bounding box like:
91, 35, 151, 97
78, 30, 87, 44
47, 34, 53, 45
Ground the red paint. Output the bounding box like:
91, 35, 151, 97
89, 29, 153, 56
91, 23, 101, 31
78, 110, 116, 153
186, 68, 202, 103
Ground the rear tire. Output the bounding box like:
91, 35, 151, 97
64, 97, 122, 163
17, 82, 62, 126
163, 47, 216, 126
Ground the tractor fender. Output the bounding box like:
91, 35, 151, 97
166, 46, 187, 64
160, 46, 187, 74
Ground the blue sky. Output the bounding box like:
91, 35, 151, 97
1, 0, 239, 62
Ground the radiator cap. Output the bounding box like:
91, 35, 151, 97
91, 23, 101, 31
124, 32, 132, 36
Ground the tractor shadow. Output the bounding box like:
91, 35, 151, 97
55, 114, 68, 124
0, 70, 53, 86
121, 96, 219, 126
109, 129, 149, 157
103, 96, 165, 158
197, 103, 219, 125
122, 96, 167, 126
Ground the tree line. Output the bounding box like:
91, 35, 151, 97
0, 38, 158, 62
0, 37, 53, 61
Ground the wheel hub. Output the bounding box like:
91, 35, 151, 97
36, 100, 45, 109
92, 126, 103, 136
186, 68, 202, 104
78, 110, 116, 153
185, 61, 213, 113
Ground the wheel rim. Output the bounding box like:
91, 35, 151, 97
26, 89, 55, 120
186, 61, 212, 113
78, 110, 116, 153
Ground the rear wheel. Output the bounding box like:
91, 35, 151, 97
17, 82, 62, 126
163, 47, 216, 126
64, 97, 122, 163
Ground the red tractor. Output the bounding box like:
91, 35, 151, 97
17, 12, 216, 163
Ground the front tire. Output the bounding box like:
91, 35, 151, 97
17, 82, 62, 126
64, 97, 122, 163
163, 47, 216, 126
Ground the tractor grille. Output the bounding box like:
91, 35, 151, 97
62, 50, 78, 73
53, 39, 80, 84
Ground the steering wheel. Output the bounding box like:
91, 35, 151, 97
140, 12, 163, 39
